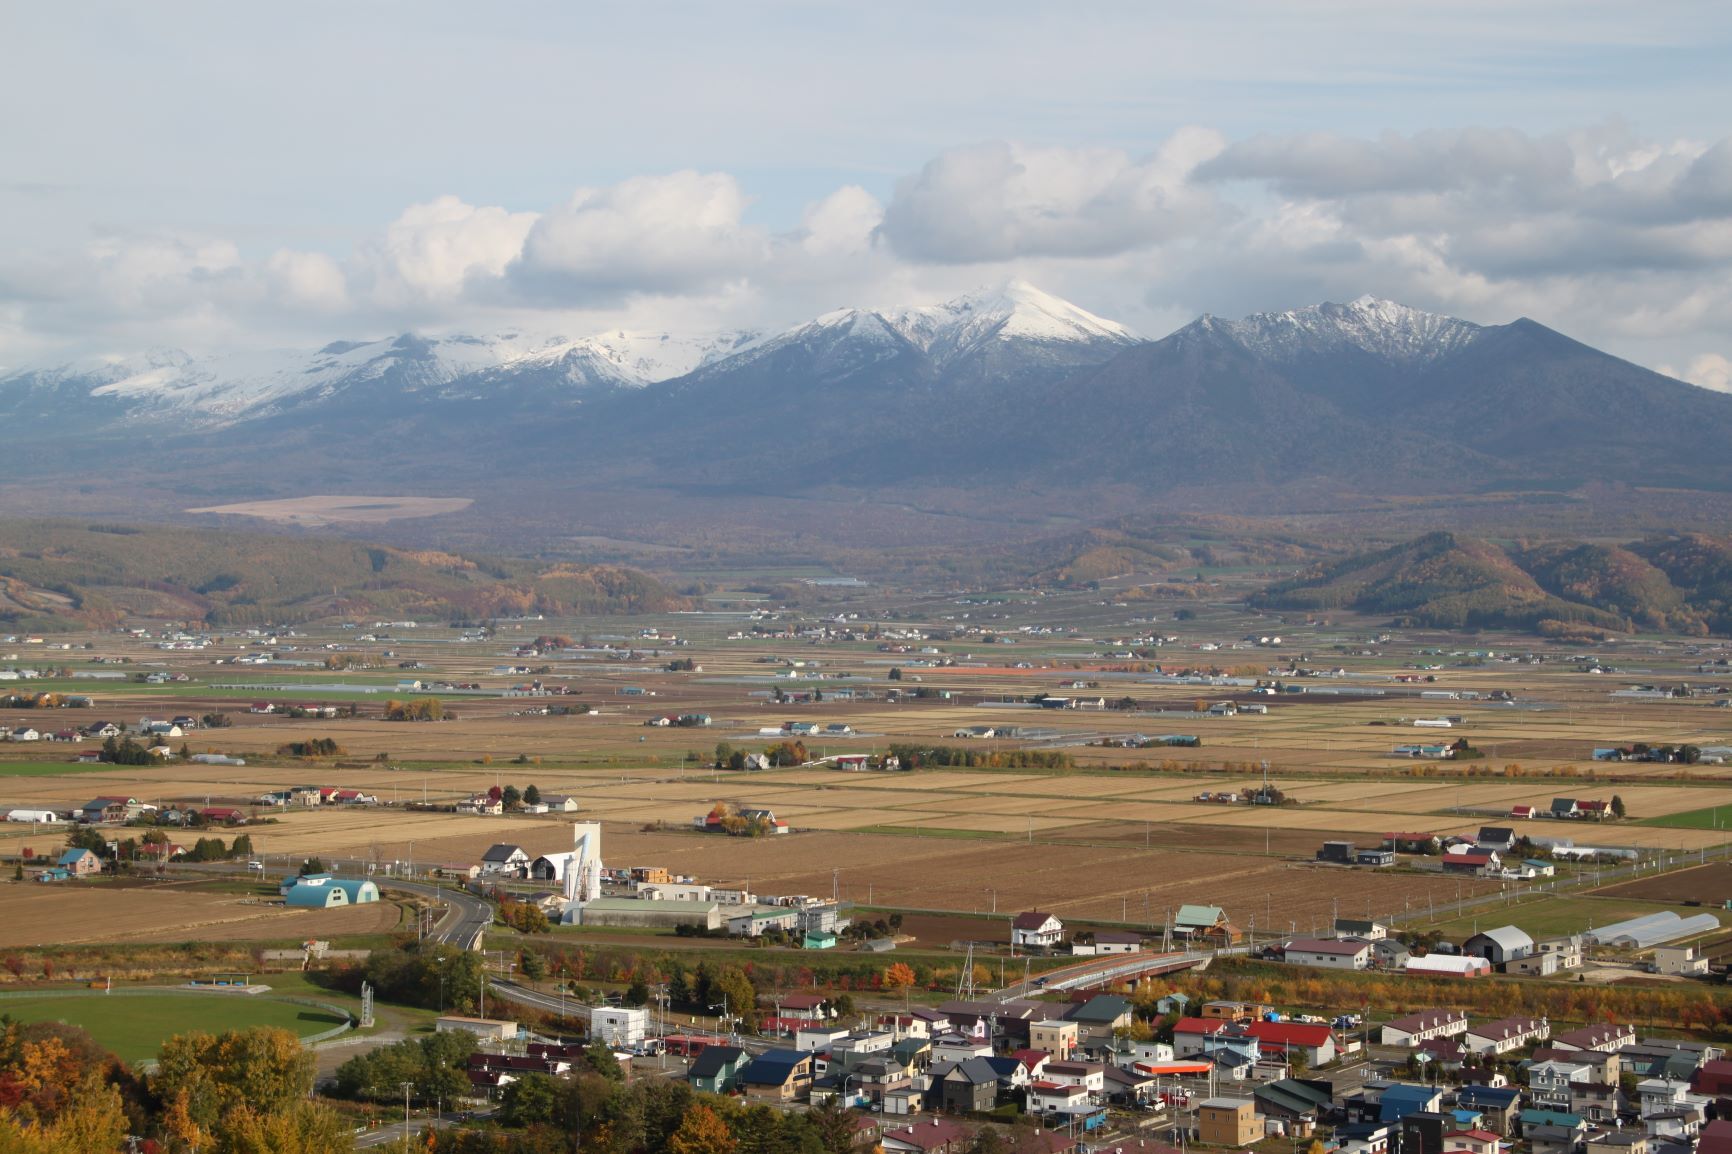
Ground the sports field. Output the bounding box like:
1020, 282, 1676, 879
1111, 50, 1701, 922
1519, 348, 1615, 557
0, 991, 349, 1063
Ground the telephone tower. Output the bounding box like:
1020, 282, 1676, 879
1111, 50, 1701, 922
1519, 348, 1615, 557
956, 942, 978, 1000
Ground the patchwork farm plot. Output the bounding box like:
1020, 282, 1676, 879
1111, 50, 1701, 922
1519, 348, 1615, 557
3, 582, 1732, 952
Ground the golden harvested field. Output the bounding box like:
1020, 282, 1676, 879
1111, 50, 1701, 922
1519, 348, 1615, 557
6, 598, 1732, 951
0, 883, 401, 948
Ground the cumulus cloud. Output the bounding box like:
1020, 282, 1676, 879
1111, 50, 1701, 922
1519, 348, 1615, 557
1662, 353, 1732, 392
506, 171, 767, 303
356, 195, 537, 308
5, 126, 1732, 381
875, 130, 1226, 263
265, 250, 348, 311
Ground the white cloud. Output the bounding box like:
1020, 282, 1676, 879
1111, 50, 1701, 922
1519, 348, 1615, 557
357, 195, 537, 308
1662, 353, 1732, 392
875, 130, 1226, 263
265, 249, 347, 311
507, 171, 767, 303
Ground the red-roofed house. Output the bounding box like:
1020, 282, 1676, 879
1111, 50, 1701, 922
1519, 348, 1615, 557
1009, 1049, 1051, 1080
1012, 911, 1064, 950
1443, 851, 1498, 875
881, 1118, 973, 1154
1173, 1017, 1338, 1067
1281, 937, 1371, 970
200, 807, 248, 825
1027, 1080, 1091, 1115
1511, 805, 1535, 820
1445, 1129, 1502, 1154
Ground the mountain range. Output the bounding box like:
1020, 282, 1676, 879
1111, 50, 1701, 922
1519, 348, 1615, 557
6, 283, 1732, 535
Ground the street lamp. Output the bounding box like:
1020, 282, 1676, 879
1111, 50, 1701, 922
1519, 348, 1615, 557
400, 1081, 413, 1153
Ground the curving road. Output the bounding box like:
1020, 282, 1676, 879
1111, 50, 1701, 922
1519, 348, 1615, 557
387, 879, 494, 950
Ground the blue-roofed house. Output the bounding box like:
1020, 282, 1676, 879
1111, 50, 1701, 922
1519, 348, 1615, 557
56, 848, 101, 877
1458, 1084, 1523, 1133
740, 1049, 813, 1102
1381, 1084, 1445, 1124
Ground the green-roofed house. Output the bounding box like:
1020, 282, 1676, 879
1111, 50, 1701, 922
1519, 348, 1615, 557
803, 930, 838, 950
1175, 904, 1239, 944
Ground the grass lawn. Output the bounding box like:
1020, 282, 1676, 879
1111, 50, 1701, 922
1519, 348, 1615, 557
1420, 895, 1718, 940
0, 991, 349, 1063
1642, 805, 1732, 831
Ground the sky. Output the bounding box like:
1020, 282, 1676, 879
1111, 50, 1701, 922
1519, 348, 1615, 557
2, 0, 1730, 389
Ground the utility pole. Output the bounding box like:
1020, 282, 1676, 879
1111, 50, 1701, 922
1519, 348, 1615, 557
400, 1081, 413, 1153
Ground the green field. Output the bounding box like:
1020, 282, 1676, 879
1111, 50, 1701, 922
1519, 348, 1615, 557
1421, 895, 1719, 941
1642, 805, 1732, 831
0, 991, 349, 1063
0, 761, 111, 777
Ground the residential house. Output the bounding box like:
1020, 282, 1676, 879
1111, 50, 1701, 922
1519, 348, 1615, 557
1198, 1098, 1261, 1146
1529, 1059, 1596, 1109
1027, 1079, 1092, 1117
56, 848, 101, 877
1064, 995, 1133, 1052
1570, 1081, 1628, 1124
1383, 1010, 1470, 1047
1465, 1017, 1550, 1056
739, 1049, 814, 1102
880, 1119, 972, 1154
940, 1058, 1000, 1112
1477, 827, 1518, 852
1092, 930, 1143, 954
1457, 1085, 1523, 1134
1554, 1025, 1636, 1054
478, 844, 530, 876
1012, 910, 1065, 950
1445, 1130, 1503, 1154
1255, 1078, 1334, 1128
1551, 798, 1581, 819
1537, 935, 1586, 970
1029, 1020, 1078, 1060
1336, 918, 1390, 941
1443, 851, 1500, 875
1585, 1134, 1648, 1154
1373, 939, 1413, 969
1175, 1018, 1337, 1068
1652, 946, 1710, 977
1283, 937, 1372, 970
78, 795, 139, 823
1174, 903, 1238, 943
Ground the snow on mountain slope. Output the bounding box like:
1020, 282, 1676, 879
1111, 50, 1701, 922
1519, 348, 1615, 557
1208, 296, 1485, 366
693, 280, 1142, 379
885, 279, 1140, 366
1, 326, 763, 425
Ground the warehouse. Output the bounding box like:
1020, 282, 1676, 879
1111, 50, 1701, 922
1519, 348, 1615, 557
1405, 954, 1490, 978
561, 897, 722, 931
283, 877, 350, 908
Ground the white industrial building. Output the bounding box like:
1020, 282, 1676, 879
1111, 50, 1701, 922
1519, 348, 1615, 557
591, 1006, 648, 1048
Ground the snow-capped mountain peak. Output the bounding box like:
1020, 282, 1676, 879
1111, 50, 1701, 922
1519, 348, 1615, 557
1214, 297, 1485, 365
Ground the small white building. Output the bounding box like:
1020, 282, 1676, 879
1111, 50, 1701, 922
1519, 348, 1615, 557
1283, 938, 1371, 970
1653, 945, 1711, 976
1012, 910, 1065, 949
5, 809, 60, 824
591, 1006, 648, 1048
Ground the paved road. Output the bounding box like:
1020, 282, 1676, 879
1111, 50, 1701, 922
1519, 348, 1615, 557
354, 1108, 486, 1149
387, 879, 494, 950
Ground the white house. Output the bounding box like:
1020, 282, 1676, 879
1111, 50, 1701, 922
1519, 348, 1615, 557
1012, 911, 1065, 949
1463, 1016, 1550, 1055
1381, 1010, 1469, 1047
478, 844, 530, 876
1283, 938, 1371, 970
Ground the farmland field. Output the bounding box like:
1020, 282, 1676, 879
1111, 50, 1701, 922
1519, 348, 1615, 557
0, 883, 403, 949
0, 991, 349, 1063
184, 494, 473, 524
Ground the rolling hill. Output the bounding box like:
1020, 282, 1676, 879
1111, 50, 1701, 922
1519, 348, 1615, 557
0, 521, 686, 630
1253, 531, 1732, 635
